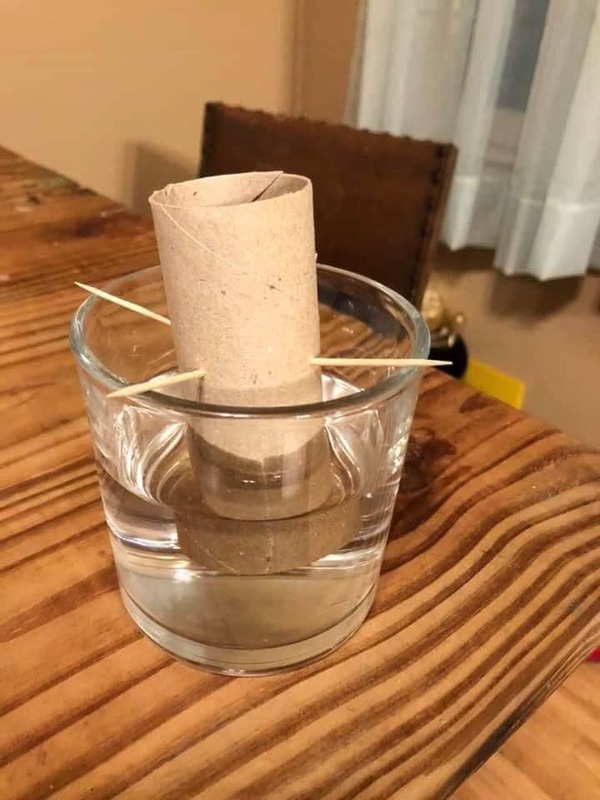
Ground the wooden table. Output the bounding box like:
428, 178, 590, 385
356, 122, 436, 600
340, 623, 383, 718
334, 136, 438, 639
1, 145, 599, 800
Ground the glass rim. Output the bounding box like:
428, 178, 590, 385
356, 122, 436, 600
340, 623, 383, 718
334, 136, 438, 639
70, 264, 430, 419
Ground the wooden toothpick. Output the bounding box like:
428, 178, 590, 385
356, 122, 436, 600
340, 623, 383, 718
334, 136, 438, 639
311, 357, 451, 368
75, 282, 171, 326
107, 369, 206, 399
76, 283, 452, 379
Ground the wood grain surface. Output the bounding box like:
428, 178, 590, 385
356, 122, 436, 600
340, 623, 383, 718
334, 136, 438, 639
456, 662, 600, 799
1, 145, 599, 800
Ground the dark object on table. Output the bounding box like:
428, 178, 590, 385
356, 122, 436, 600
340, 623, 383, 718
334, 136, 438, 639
422, 287, 468, 378
199, 102, 457, 308
430, 335, 468, 379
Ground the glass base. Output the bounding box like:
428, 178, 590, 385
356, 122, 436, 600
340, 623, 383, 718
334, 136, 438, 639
120, 583, 376, 676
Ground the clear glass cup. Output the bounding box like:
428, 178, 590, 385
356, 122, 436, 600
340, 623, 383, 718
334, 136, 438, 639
70, 265, 429, 675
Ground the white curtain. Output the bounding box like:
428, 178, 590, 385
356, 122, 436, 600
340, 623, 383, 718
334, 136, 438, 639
346, 0, 600, 280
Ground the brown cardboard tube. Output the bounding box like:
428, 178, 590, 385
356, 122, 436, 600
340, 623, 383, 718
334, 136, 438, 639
149, 172, 358, 572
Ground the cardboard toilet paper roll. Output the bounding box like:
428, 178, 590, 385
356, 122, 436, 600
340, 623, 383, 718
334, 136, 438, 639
150, 172, 358, 572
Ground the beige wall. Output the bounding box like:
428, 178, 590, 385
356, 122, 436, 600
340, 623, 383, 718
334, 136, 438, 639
293, 0, 360, 121
0, 0, 297, 214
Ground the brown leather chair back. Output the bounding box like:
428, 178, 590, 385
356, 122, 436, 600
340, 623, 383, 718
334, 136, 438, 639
200, 103, 456, 307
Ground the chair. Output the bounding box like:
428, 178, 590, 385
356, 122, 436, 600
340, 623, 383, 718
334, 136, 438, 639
199, 103, 457, 307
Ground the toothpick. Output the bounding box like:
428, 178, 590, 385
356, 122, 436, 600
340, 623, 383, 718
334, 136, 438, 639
107, 368, 206, 399
75, 283, 452, 373
109, 359, 447, 400
311, 357, 451, 368
74, 282, 171, 326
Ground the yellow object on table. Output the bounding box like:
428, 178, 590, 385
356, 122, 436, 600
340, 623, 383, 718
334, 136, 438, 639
464, 358, 525, 410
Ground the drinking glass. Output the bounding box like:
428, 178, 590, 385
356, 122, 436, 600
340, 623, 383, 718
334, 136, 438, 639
70, 265, 429, 675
